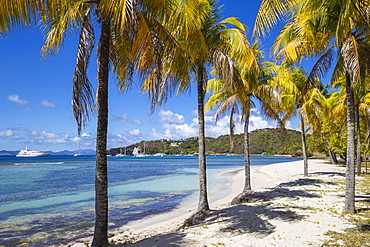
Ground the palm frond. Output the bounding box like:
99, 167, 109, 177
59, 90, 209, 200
306, 46, 337, 89
0, 0, 41, 33
72, 15, 95, 135
341, 35, 360, 85
253, 0, 292, 37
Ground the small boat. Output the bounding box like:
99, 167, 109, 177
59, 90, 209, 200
74, 140, 82, 156
115, 146, 128, 157
16, 147, 49, 157
132, 147, 148, 157
154, 153, 165, 157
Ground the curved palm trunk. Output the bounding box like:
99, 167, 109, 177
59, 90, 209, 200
345, 71, 356, 213
328, 149, 338, 165
229, 104, 236, 153
197, 65, 210, 212
300, 114, 308, 176
356, 107, 361, 176
92, 17, 110, 247
243, 112, 251, 191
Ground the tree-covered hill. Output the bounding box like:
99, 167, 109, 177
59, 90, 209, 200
109, 128, 303, 156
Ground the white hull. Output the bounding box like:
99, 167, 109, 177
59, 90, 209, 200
16, 147, 49, 157
132, 146, 148, 157
115, 154, 128, 157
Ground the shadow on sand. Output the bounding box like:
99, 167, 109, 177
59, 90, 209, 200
115, 173, 343, 246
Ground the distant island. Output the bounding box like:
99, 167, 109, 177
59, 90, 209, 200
109, 128, 305, 156
0, 128, 305, 157
0, 149, 96, 156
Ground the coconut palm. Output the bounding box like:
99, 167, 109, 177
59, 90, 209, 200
37, 0, 209, 245
188, 2, 253, 211
0, 0, 42, 33
206, 45, 284, 196
254, 0, 370, 213
301, 86, 346, 164
277, 65, 324, 176
331, 74, 370, 174
142, 0, 258, 213
187, 2, 262, 211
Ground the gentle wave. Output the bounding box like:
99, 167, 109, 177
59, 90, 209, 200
0, 162, 65, 166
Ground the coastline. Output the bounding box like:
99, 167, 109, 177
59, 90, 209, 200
70, 159, 353, 246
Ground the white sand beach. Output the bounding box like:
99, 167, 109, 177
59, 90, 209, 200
70, 159, 355, 247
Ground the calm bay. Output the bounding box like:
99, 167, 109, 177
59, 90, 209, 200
0, 155, 301, 246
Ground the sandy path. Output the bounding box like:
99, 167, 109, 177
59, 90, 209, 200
70, 159, 353, 247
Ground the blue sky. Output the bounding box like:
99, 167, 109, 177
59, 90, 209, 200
0, 1, 298, 152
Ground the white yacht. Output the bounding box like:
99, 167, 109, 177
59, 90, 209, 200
132, 147, 148, 157
16, 147, 49, 157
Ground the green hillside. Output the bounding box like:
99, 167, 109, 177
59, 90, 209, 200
109, 128, 303, 156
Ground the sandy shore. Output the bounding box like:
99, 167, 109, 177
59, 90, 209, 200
71, 159, 354, 247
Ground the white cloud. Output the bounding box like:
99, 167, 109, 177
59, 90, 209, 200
147, 108, 277, 141
71, 136, 81, 142
113, 114, 142, 125
158, 110, 185, 124
41, 100, 56, 108
205, 115, 241, 137
129, 129, 142, 136
7, 94, 28, 105
0, 129, 14, 138
30, 130, 61, 140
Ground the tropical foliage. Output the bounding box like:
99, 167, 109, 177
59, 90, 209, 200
254, 0, 370, 213
109, 128, 304, 155
3, 0, 370, 244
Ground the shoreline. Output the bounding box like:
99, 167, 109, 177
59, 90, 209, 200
70, 159, 353, 246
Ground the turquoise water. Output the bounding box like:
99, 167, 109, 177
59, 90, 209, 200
0, 155, 301, 246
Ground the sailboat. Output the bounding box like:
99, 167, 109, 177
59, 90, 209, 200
115, 146, 128, 157
133, 143, 148, 157
74, 141, 82, 156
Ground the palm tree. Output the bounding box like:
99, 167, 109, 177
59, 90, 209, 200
142, 0, 256, 213
301, 86, 346, 165
187, 2, 260, 211
206, 46, 283, 197
0, 0, 42, 33
38, 0, 209, 245
254, 0, 370, 213
277, 66, 324, 176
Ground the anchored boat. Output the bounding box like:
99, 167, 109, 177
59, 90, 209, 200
16, 147, 49, 157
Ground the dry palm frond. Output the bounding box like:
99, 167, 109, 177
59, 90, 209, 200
72, 15, 95, 134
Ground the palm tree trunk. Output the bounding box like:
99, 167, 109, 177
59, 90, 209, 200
328, 149, 338, 165
300, 114, 308, 176
197, 64, 209, 212
229, 105, 236, 154
345, 71, 356, 213
243, 112, 251, 191
356, 107, 361, 176
92, 17, 110, 247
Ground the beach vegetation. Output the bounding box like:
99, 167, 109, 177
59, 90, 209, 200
254, 0, 370, 214
1, 0, 211, 245
110, 128, 304, 155
323, 171, 370, 246
141, 0, 259, 214
205, 41, 289, 195
210, 242, 226, 246
4, 0, 370, 246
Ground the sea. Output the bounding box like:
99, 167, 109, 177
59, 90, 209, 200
0, 155, 301, 246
